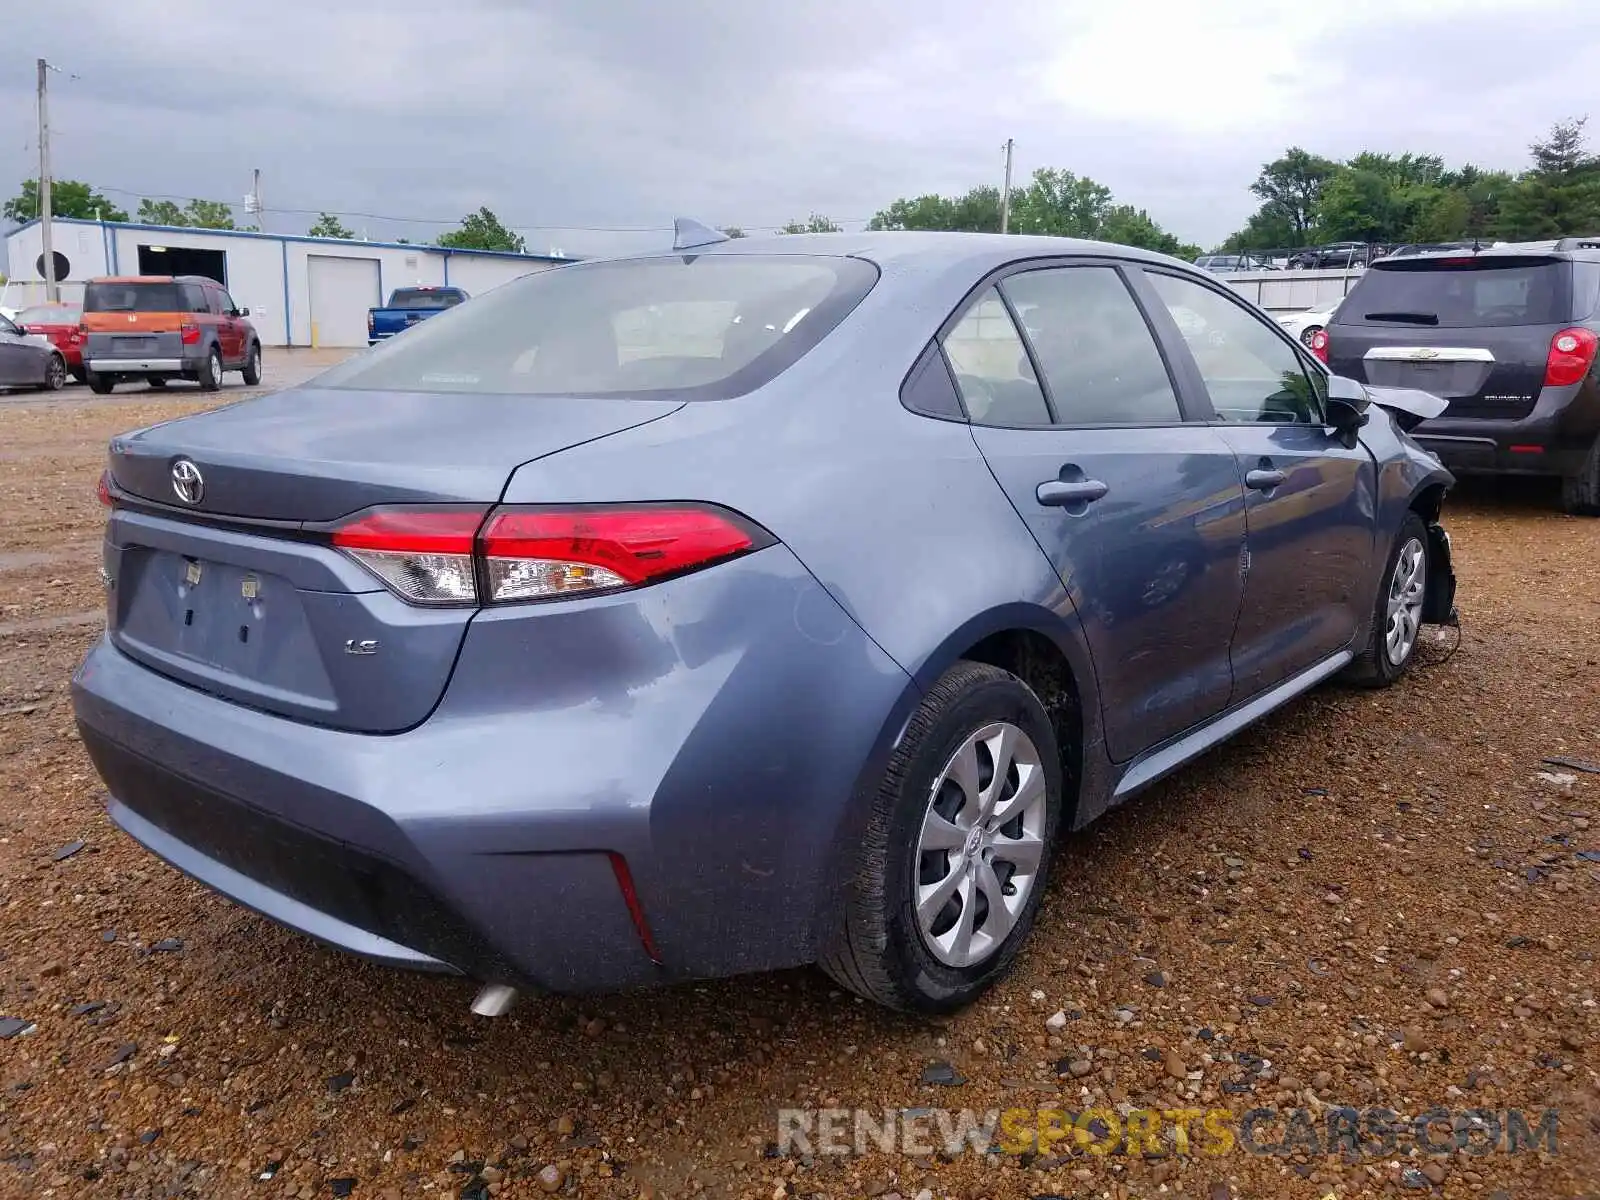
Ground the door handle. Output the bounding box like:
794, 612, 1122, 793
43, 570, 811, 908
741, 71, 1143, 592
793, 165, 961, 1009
1037, 478, 1110, 507
1244, 468, 1286, 491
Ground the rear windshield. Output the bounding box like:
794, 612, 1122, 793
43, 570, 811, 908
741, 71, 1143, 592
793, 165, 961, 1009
388, 289, 465, 310
318, 254, 880, 399
16, 306, 81, 324
83, 282, 183, 313
1342, 257, 1570, 328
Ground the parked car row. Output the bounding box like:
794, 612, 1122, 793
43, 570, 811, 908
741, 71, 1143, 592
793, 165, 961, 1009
5, 276, 264, 394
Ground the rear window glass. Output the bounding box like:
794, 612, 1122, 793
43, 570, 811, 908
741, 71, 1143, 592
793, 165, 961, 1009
84, 282, 183, 313
1342, 258, 1570, 328
388, 289, 466, 310
318, 255, 879, 399
16, 306, 81, 324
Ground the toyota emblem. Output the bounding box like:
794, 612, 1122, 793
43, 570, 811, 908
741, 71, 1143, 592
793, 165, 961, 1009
171, 459, 204, 505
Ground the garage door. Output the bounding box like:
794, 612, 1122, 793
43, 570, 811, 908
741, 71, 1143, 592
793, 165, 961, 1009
307, 255, 381, 347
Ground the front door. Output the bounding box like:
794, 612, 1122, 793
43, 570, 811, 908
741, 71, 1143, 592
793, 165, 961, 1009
1139, 268, 1378, 701
946, 265, 1248, 763
209, 285, 245, 364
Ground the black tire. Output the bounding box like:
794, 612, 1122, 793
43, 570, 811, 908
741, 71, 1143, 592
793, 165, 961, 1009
41, 354, 66, 392
70, 369, 86, 385
819, 661, 1064, 1013
241, 342, 262, 386
1561, 438, 1600, 516
1299, 324, 1323, 348
198, 347, 222, 393
1343, 511, 1429, 688
148, 377, 168, 390
87, 371, 114, 395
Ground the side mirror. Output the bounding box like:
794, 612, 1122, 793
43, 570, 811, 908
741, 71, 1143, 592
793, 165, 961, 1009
1325, 374, 1371, 432
239, 306, 250, 316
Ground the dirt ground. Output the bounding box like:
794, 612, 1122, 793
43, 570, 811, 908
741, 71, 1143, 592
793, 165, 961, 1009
0, 374, 1596, 1200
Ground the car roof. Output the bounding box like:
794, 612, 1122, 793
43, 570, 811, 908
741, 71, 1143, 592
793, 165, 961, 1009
609, 229, 1191, 276
88, 275, 218, 284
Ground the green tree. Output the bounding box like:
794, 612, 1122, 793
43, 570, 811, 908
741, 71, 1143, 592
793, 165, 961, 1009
4, 179, 129, 223
181, 199, 236, 230
1316, 169, 1403, 243
1010, 168, 1113, 236
869, 187, 1001, 232
437, 207, 526, 252
1218, 208, 1297, 254
867, 170, 1195, 255
778, 213, 841, 233
1249, 148, 1339, 240
719, 226, 747, 239
1498, 118, 1600, 239
308, 212, 354, 239
137, 199, 185, 225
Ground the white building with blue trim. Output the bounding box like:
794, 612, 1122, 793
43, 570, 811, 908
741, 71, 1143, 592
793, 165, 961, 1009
2, 218, 574, 347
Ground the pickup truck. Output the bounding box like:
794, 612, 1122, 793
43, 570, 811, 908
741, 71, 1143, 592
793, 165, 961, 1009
366, 286, 469, 345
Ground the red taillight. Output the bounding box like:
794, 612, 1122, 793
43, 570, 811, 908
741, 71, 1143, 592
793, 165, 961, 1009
1309, 328, 1329, 363
180, 319, 201, 346
67, 328, 84, 347
96, 470, 114, 508
479, 506, 759, 602
1544, 327, 1598, 388
330, 504, 767, 607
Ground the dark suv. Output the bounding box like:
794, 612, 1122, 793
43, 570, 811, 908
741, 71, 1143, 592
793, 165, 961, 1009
1322, 240, 1600, 513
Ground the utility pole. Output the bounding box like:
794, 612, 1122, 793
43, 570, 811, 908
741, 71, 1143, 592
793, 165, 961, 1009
37, 58, 58, 302
244, 168, 263, 232
999, 138, 1015, 235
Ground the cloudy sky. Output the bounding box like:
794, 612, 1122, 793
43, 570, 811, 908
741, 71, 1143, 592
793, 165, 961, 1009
3, 0, 1597, 256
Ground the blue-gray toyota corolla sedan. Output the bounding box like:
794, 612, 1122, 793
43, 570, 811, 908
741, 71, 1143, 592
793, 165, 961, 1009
71, 229, 1459, 1014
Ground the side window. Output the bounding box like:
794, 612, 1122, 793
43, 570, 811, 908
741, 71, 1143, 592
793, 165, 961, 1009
939, 287, 1051, 426
0, 315, 18, 336
1145, 271, 1322, 424
214, 289, 238, 315
181, 284, 209, 314
1001, 266, 1183, 425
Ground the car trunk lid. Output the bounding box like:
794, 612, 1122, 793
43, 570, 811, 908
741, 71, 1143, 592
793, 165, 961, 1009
103, 388, 683, 732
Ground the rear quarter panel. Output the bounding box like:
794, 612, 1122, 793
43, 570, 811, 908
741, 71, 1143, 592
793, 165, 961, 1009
495, 259, 1113, 847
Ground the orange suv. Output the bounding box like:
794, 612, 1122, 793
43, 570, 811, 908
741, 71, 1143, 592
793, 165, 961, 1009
81, 275, 262, 394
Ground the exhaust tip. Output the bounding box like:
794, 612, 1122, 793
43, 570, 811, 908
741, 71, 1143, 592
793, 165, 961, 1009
470, 983, 518, 1018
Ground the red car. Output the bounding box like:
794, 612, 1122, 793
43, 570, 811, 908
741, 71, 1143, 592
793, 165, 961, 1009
16, 303, 85, 382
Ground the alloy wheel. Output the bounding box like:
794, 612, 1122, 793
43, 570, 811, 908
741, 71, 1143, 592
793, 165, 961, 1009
914, 721, 1049, 968
1385, 537, 1426, 665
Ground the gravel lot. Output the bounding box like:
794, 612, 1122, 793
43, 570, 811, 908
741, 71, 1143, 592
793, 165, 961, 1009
1, 372, 1596, 1200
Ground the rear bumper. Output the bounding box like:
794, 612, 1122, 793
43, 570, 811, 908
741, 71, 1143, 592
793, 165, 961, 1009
70, 546, 915, 993
87, 357, 194, 374
1411, 382, 1598, 478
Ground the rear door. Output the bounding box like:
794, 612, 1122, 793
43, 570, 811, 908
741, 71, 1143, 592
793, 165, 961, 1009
1139, 268, 1377, 702
83, 281, 190, 365
957, 261, 1248, 763
1326, 255, 1574, 421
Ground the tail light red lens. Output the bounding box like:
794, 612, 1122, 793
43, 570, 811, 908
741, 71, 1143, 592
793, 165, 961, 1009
331, 504, 769, 607
480, 506, 760, 601
1544, 327, 1598, 388
96, 470, 114, 508
180, 319, 201, 346
1308, 328, 1330, 363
